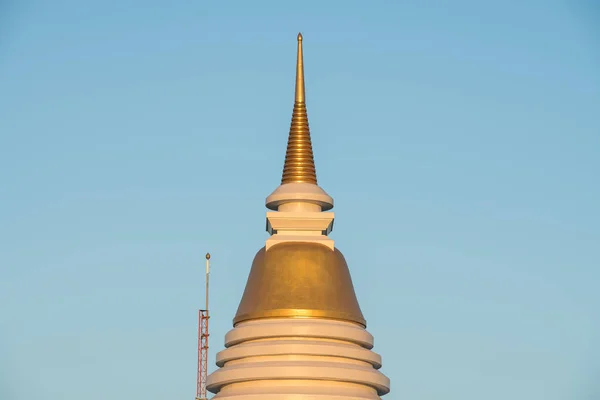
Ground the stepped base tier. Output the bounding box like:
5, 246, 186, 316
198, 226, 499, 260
207, 319, 390, 399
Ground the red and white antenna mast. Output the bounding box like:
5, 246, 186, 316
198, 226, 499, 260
196, 252, 210, 400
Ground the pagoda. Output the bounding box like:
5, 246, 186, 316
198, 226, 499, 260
206, 34, 390, 400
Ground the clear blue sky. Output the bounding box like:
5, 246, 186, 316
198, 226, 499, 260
1, 1, 599, 399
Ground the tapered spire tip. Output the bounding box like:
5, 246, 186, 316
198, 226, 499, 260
295, 33, 305, 103
280, 33, 317, 185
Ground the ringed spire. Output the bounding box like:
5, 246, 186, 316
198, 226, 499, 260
280, 32, 318, 185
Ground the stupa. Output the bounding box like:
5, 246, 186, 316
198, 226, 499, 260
206, 33, 390, 399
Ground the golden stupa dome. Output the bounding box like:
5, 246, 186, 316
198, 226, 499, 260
233, 242, 366, 327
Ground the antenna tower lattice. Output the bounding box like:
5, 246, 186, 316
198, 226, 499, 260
196, 253, 210, 400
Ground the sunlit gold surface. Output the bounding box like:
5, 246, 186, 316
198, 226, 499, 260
281, 33, 318, 185
233, 242, 366, 327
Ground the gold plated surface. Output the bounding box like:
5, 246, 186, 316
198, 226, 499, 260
233, 242, 366, 327
281, 33, 318, 185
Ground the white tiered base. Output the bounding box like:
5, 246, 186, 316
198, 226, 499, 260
207, 318, 390, 399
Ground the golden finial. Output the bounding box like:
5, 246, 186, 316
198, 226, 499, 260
295, 32, 304, 103
280, 32, 317, 185
205, 253, 211, 260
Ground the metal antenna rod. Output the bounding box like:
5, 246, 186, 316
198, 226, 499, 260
205, 253, 210, 321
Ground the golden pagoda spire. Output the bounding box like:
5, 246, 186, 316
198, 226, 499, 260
280, 32, 318, 185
